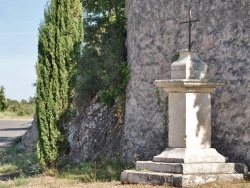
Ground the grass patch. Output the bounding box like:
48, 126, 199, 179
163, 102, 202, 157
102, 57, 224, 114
0, 141, 42, 178
59, 158, 128, 183
1, 140, 250, 188
1, 144, 250, 188
0, 139, 130, 186
0, 135, 130, 183
13, 175, 29, 186
0, 164, 18, 174
0, 176, 29, 188
0, 183, 11, 188
0, 150, 42, 176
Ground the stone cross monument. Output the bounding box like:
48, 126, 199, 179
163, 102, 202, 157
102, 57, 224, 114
121, 6, 248, 187
180, 5, 199, 51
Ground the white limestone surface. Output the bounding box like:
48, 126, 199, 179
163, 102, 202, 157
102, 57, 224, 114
155, 80, 224, 149
153, 148, 226, 163
136, 161, 247, 174
171, 50, 207, 80
121, 170, 244, 187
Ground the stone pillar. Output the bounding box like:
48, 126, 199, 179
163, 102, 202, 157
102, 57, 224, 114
121, 50, 248, 187
153, 50, 226, 163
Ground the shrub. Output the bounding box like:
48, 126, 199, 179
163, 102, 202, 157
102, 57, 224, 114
77, 0, 128, 107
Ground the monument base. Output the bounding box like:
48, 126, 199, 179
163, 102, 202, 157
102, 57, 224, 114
153, 148, 226, 163
121, 170, 245, 187
121, 148, 248, 187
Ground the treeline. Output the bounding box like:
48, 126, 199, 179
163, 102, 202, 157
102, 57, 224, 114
6, 98, 35, 116
0, 86, 35, 116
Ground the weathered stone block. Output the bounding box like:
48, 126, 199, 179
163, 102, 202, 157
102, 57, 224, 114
121, 170, 245, 187
136, 161, 248, 174
171, 50, 207, 80
153, 148, 226, 163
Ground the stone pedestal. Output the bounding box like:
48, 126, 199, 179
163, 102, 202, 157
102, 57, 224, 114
121, 50, 248, 187
157, 80, 224, 150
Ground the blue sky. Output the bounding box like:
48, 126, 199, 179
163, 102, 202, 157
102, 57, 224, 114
0, 0, 48, 101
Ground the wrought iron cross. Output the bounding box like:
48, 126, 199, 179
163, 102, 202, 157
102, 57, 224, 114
181, 5, 200, 51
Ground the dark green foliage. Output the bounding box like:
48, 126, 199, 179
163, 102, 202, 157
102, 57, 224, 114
172, 53, 180, 62
77, 0, 128, 107
36, 0, 83, 168
99, 62, 129, 107
155, 89, 161, 106
0, 86, 7, 112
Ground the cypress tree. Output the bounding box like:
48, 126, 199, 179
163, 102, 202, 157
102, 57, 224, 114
0, 86, 7, 112
36, 0, 83, 168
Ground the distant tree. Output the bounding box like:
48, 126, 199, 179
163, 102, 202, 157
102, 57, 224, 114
28, 97, 36, 104
7, 99, 19, 112
0, 86, 7, 112
21, 99, 28, 104
36, 0, 83, 168
5, 98, 35, 116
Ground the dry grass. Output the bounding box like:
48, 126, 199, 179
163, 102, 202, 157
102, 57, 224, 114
1, 176, 250, 188
196, 181, 250, 188
0, 177, 167, 188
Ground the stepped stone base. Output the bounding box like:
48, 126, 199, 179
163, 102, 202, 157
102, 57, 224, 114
153, 148, 227, 163
121, 170, 245, 187
136, 161, 247, 174
121, 152, 248, 187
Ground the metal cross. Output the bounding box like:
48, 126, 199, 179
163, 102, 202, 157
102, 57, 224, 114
181, 5, 200, 51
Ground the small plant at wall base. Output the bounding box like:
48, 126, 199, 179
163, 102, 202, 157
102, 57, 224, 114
155, 88, 161, 106
172, 53, 180, 62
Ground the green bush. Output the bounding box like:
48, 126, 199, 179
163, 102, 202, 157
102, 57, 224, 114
99, 62, 130, 107
172, 53, 180, 62
77, 0, 128, 107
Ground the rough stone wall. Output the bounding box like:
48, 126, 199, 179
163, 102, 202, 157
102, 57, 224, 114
68, 96, 122, 164
17, 117, 37, 151
18, 96, 122, 163
123, 0, 250, 166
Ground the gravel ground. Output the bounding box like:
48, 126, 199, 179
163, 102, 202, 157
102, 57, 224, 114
1, 176, 250, 188
1, 177, 169, 188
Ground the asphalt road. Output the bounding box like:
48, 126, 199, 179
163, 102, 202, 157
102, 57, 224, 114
0, 119, 32, 151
